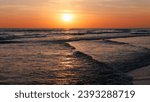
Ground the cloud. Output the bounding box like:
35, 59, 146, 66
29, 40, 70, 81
0, 0, 149, 14
65, 0, 150, 15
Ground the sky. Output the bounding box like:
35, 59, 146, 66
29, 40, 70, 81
0, 0, 150, 28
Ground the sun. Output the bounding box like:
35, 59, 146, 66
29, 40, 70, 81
62, 13, 73, 22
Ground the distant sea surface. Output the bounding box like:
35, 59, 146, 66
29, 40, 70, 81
0, 28, 150, 84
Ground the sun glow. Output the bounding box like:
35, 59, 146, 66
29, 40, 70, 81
62, 13, 73, 22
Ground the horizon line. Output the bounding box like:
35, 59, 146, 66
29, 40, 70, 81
0, 27, 150, 29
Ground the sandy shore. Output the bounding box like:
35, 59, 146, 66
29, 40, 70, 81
128, 65, 150, 84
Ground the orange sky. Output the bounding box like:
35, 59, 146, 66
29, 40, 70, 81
0, 0, 150, 28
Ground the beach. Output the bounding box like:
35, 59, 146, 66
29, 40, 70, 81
0, 28, 149, 85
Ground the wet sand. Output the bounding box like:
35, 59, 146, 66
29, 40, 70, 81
129, 65, 150, 84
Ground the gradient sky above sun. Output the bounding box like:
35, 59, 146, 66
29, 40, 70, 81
0, 0, 150, 28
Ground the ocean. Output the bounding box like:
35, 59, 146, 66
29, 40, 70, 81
0, 28, 150, 84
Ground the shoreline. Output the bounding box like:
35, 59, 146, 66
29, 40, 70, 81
0, 29, 150, 84
68, 36, 150, 85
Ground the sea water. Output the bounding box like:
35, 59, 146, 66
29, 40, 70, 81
0, 28, 149, 84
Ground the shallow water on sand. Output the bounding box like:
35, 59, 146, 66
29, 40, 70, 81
0, 28, 150, 84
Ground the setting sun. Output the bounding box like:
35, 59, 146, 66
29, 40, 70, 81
62, 13, 73, 22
